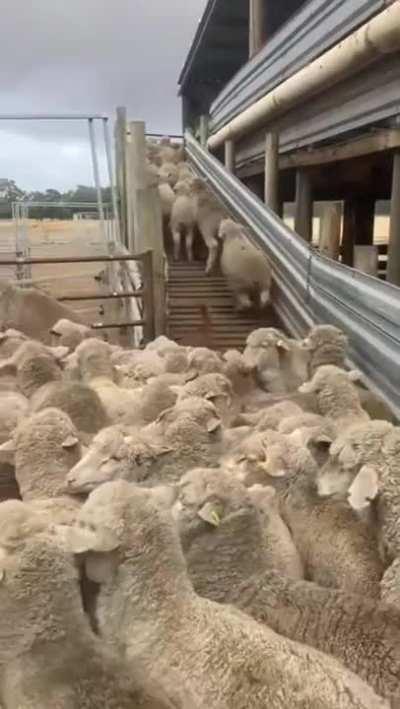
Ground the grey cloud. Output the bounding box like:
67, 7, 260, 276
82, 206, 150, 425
0, 0, 205, 190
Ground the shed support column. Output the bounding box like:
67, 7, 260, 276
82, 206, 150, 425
249, 0, 265, 57
264, 131, 279, 212
294, 170, 312, 242
342, 197, 375, 267
387, 151, 400, 285
319, 203, 341, 260
224, 140, 235, 173
199, 115, 208, 148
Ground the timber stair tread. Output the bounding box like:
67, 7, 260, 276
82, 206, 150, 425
167, 257, 276, 350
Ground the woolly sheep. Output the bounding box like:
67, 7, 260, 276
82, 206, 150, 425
0, 391, 29, 443
50, 317, 92, 350
158, 161, 178, 187
0, 279, 86, 344
229, 569, 400, 706
177, 372, 235, 425
170, 179, 196, 262
0, 528, 165, 709
278, 412, 337, 447
0, 340, 63, 398
243, 328, 291, 393
223, 428, 384, 597
0, 408, 82, 501
315, 420, 400, 566
219, 219, 272, 311
299, 365, 369, 429
0, 498, 80, 551
191, 178, 227, 274
177, 162, 193, 181
0, 328, 28, 359
234, 400, 304, 428
158, 181, 175, 221
30, 380, 109, 434
63, 480, 389, 709
303, 324, 348, 375
66, 397, 223, 493
172, 469, 303, 603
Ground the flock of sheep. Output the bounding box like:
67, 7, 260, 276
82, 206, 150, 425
148, 137, 272, 311
0, 305, 400, 708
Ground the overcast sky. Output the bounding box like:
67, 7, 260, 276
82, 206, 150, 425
0, 0, 206, 192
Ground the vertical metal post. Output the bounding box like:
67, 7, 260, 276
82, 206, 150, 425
249, 0, 265, 57
141, 250, 155, 342
199, 115, 208, 148
88, 118, 107, 243
295, 170, 313, 243
102, 117, 121, 245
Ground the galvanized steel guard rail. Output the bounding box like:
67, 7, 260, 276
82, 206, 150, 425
185, 131, 400, 418
209, 0, 386, 134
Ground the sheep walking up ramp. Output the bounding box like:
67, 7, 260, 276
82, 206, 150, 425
167, 260, 278, 351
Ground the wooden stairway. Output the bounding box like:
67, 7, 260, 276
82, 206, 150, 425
167, 261, 278, 351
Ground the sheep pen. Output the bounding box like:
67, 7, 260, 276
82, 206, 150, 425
0, 285, 398, 708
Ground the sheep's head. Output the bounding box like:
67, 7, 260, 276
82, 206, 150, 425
158, 162, 178, 187
218, 218, 242, 241
299, 365, 361, 395
75, 338, 115, 381
187, 347, 223, 377
61, 481, 180, 583
179, 373, 233, 423
222, 350, 256, 396
50, 318, 91, 351
255, 401, 304, 433
66, 426, 131, 494
154, 396, 222, 447
316, 420, 394, 508
173, 180, 192, 196
303, 325, 348, 354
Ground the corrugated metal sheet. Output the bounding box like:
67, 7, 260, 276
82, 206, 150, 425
186, 131, 400, 417
233, 54, 400, 169
209, 0, 386, 134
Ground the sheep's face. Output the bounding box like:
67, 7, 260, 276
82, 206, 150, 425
298, 365, 361, 395
303, 326, 347, 353
223, 433, 289, 485
66, 427, 130, 494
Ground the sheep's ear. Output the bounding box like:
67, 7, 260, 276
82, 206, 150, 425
198, 501, 223, 527
49, 346, 70, 361
184, 369, 198, 382
61, 435, 79, 449
0, 439, 15, 464
277, 339, 290, 351
298, 381, 314, 394
204, 390, 218, 401
155, 407, 175, 424
207, 417, 221, 433
314, 434, 333, 445
348, 369, 362, 383
348, 465, 379, 511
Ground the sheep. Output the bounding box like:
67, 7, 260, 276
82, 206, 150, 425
63, 480, 389, 709
0, 391, 29, 443
243, 327, 311, 393
0, 279, 86, 344
158, 180, 175, 222
315, 420, 400, 569
278, 411, 337, 447
222, 428, 384, 597
170, 179, 196, 262
0, 340, 63, 398
229, 569, 400, 706
158, 161, 178, 187
30, 380, 109, 434
219, 219, 272, 311
66, 397, 223, 493
49, 317, 92, 350
191, 178, 227, 274
233, 399, 304, 428
0, 498, 81, 551
177, 162, 193, 181
303, 324, 348, 375
299, 365, 369, 429
172, 469, 303, 604
0, 528, 166, 709
0, 328, 28, 359
186, 346, 223, 376
0, 408, 82, 501
177, 372, 235, 425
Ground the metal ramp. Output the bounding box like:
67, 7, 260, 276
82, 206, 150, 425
167, 260, 278, 351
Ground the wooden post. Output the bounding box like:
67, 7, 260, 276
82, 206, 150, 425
387, 151, 400, 286
294, 170, 313, 242
319, 203, 341, 260
353, 245, 378, 277
264, 131, 279, 212
342, 197, 375, 267
114, 107, 128, 248
141, 250, 155, 342
199, 115, 208, 148
127, 121, 166, 336
249, 0, 265, 57
224, 140, 235, 172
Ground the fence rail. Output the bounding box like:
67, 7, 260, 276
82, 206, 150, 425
185, 131, 400, 418
0, 251, 156, 343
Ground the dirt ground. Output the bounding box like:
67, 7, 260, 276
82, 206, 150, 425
0, 219, 126, 343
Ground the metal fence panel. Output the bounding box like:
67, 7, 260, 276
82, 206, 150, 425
209, 0, 386, 134
186, 131, 400, 418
